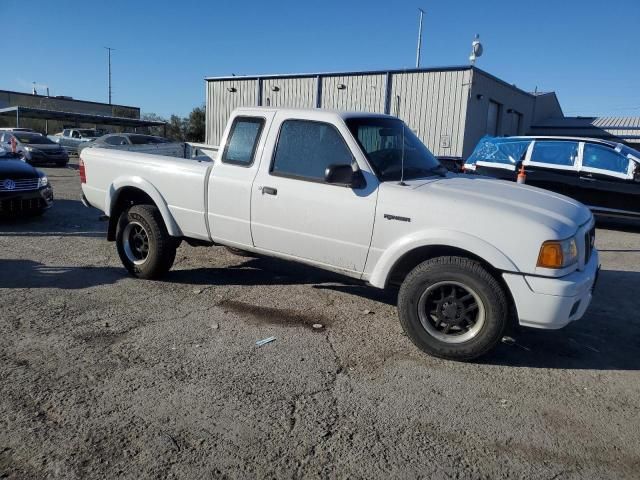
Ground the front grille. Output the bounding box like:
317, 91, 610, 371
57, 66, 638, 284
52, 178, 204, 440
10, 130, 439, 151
584, 227, 595, 264
0, 178, 39, 192
0, 197, 44, 213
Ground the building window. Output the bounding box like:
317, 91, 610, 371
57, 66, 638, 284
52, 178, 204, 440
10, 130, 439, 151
486, 100, 501, 136
513, 111, 523, 135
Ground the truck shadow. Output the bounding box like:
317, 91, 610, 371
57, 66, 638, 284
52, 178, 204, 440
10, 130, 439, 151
168, 256, 640, 370
0, 259, 124, 289
482, 269, 640, 370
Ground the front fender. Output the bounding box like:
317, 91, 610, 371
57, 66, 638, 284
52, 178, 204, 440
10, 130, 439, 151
368, 228, 520, 288
106, 176, 182, 237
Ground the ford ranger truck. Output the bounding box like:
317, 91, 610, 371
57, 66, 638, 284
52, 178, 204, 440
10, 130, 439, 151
80, 108, 599, 361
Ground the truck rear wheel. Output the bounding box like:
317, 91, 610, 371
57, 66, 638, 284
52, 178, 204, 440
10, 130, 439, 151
397, 256, 507, 361
116, 205, 177, 279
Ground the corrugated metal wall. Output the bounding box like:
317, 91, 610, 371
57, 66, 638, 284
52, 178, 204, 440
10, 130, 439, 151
261, 77, 317, 109
206, 79, 258, 144
321, 75, 387, 113
205, 68, 549, 158
391, 70, 471, 156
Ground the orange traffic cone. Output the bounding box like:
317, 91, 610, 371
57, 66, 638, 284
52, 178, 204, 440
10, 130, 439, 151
517, 164, 526, 184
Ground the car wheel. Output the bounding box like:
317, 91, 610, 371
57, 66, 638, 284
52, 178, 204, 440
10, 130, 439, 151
56, 161, 68, 167
116, 204, 177, 279
397, 256, 508, 361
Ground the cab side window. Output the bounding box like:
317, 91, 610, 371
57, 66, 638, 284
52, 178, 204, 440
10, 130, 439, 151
221, 117, 265, 166
271, 120, 353, 181
530, 141, 578, 167
582, 143, 629, 175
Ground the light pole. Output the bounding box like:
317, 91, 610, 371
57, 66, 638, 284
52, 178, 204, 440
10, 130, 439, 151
415, 8, 425, 68
105, 47, 115, 104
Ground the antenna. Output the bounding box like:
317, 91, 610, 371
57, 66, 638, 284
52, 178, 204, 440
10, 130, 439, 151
105, 47, 115, 104
415, 8, 425, 68
469, 34, 483, 65
399, 122, 407, 186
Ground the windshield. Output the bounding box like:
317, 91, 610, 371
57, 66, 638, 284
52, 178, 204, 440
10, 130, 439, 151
465, 136, 531, 167
15, 133, 55, 145
345, 117, 442, 181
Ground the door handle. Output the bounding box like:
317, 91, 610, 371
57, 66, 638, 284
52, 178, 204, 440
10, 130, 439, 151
261, 186, 277, 195
579, 176, 596, 182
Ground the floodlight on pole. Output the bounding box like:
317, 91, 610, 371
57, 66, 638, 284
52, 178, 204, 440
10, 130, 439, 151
469, 34, 483, 65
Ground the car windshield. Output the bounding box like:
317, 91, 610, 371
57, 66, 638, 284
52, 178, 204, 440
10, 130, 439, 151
465, 136, 531, 167
15, 133, 55, 145
345, 117, 442, 181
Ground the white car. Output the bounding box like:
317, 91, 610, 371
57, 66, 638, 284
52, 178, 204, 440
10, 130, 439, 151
80, 108, 599, 361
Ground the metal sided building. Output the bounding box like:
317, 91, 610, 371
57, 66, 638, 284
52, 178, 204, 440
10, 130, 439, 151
205, 66, 563, 158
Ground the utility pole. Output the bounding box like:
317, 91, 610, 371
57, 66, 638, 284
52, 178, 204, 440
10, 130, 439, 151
415, 8, 425, 68
105, 47, 114, 104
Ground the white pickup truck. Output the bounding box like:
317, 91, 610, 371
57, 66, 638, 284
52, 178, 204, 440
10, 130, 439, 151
80, 108, 599, 360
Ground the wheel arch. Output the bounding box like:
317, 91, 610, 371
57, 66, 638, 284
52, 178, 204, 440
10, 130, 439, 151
368, 231, 519, 290
105, 177, 181, 241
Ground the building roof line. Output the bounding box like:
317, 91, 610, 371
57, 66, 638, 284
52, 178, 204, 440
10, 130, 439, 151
0, 89, 140, 111
205, 65, 544, 100
205, 65, 473, 81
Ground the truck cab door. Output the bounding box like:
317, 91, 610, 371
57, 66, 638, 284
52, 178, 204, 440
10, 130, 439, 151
207, 112, 275, 248
250, 114, 378, 275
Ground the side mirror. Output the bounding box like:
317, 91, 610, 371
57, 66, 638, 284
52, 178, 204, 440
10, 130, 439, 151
324, 164, 364, 188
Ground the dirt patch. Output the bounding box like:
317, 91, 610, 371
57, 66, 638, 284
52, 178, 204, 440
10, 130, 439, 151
219, 300, 330, 331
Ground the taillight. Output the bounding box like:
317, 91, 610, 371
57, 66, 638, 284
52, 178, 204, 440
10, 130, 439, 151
79, 158, 86, 184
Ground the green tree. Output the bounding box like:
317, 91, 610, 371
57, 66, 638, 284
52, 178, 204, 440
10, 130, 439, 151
185, 105, 205, 142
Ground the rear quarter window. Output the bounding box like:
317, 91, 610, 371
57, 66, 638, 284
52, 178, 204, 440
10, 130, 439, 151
221, 117, 265, 166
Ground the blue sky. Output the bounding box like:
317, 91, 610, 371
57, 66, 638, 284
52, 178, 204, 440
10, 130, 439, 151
2, 0, 638, 118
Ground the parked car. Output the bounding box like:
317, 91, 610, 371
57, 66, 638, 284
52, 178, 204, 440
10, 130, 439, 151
49, 128, 100, 154
80, 108, 598, 361
464, 136, 640, 220
0, 148, 53, 216
77, 133, 171, 155
0, 127, 37, 133
0, 131, 69, 166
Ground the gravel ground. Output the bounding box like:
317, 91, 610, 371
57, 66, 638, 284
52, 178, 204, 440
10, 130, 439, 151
1, 160, 639, 479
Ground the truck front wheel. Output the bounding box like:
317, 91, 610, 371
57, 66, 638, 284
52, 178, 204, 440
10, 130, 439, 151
116, 205, 177, 279
397, 256, 508, 361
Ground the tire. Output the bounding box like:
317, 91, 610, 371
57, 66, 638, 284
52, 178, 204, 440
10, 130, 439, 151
56, 161, 68, 168
115, 204, 177, 279
397, 256, 508, 361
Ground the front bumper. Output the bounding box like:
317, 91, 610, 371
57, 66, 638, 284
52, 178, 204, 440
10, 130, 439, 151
0, 186, 54, 215
503, 250, 600, 330
25, 150, 69, 164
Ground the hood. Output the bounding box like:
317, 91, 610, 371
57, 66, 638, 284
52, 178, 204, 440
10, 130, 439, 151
419, 175, 592, 234
376, 174, 593, 275
0, 159, 40, 179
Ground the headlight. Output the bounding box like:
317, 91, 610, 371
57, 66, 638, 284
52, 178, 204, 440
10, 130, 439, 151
537, 237, 578, 269
38, 176, 48, 188
25, 146, 34, 152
